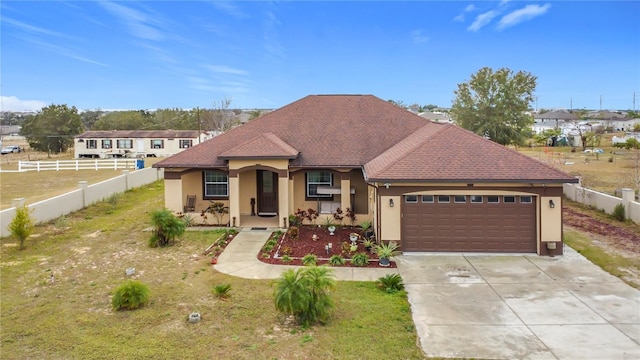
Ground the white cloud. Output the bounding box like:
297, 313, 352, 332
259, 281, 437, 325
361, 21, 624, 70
99, 2, 164, 41
410, 29, 429, 44
454, 4, 476, 22
497, 3, 551, 30
1, 96, 47, 112
203, 65, 249, 76
211, 1, 249, 18
468, 10, 499, 32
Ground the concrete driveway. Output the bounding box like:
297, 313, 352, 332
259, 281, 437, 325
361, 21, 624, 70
396, 247, 640, 360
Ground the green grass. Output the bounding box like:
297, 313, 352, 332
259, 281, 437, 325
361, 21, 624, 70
1, 180, 425, 359
564, 229, 640, 289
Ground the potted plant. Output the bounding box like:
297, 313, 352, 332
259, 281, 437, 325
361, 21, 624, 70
375, 241, 400, 267
349, 232, 359, 244
324, 217, 336, 235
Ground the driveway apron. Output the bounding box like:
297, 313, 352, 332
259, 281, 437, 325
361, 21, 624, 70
396, 247, 640, 360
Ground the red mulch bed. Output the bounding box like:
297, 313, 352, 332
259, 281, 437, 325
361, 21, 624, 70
257, 225, 396, 268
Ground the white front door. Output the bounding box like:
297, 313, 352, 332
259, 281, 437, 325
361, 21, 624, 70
136, 139, 145, 153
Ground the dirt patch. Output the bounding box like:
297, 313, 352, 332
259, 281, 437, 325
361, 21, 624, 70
258, 226, 397, 268
563, 205, 640, 287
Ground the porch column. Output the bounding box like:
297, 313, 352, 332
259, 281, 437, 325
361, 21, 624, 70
340, 176, 351, 212
278, 175, 289, 227
229, 175, 240, 226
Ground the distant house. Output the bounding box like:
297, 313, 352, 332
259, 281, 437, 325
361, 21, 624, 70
154, 94, 577, 256
74, 130, 208, 158
418, 111, 454, 123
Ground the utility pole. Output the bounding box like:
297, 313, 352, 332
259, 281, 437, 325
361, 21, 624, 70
570, 98, 572, 110
600, 95, 602, 111
634, 92, 636, 111
197, 107, 201, 144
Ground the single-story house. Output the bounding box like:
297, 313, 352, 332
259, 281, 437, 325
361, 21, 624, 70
74, 130, 209, 158
154, 95, 578, 256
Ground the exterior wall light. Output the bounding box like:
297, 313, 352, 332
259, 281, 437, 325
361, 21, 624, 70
389, 199, 394, 207
549, 199, 555, 208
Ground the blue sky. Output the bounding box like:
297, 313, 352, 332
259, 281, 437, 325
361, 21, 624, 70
2, 1, 639, 112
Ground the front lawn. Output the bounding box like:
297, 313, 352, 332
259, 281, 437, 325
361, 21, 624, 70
1, 181, 424, 359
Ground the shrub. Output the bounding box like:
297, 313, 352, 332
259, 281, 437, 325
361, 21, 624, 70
328, 255, 345, 266
376, 274, 405, 294
302, 254, 318, 266
112, 280, 150, 311
287, 226, 299, 240
612, 203, 626, 221
9, 205, 34, 250
351, 253, 369, 267
181, 213, 195, 227
149, 209, 186, 247
213, 283, 232, 299
281, 255, 292, 263
273, 266, 335, 325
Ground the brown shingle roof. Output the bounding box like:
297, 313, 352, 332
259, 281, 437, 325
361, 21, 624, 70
365, 124, 577, 183
76, 130, 199, 139
155, 95, 428, 168
155, 94, 577, 183
219, 133, 299, 159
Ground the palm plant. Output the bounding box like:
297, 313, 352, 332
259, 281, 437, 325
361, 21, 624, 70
112, 280, 150, 310
273, 266, 335, 325
376, 274, 405, 293
149, 209, 186, 247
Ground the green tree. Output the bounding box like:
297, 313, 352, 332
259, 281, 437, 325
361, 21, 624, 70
274, 266, 335, 325
21, 104, 83, 153
533, 128, 562, 146
451, 67, 537, 146
149, 209, 186, 247
9, 205, 35, 250
80, 110, 104, 130
92, 110, 153, 130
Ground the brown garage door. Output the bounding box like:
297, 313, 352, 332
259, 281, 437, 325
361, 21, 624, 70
402, 194, 536, 253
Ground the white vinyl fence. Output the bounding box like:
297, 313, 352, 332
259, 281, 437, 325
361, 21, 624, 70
1, 167, 164, 237
18, 159, 139, 172
563, 183, 640, 224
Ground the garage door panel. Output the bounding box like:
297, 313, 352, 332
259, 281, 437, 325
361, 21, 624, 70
402, 196, 536, 253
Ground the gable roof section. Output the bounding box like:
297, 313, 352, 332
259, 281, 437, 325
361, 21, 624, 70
535, 110, 577, 121
155, 95, 429, 168
219, 132, 299, 159
76, 130, 199, 139
365, 123, 578, 183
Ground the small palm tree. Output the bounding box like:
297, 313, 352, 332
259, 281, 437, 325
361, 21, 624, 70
149, 209, 186, 247
273, 266, 335, 325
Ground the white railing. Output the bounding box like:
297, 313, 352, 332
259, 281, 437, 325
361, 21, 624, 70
18, 159, 138, 172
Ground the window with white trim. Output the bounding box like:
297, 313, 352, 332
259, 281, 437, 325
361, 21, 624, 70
179, 139, 193, 148
520, 196, 533, 203
306, 171, 332, 198
102, 139, 112, 149
454, 195, 467, 203
487, 195, 500, 203
151, 139, 164, 149
438, 195, 450, 203
405, 195, 418, 203
470, 195, 483, 203
86, 139, 97, 149
504, 196, 516, 203
421, 195, 434, 203
117, 139, 133, 149
204, 171, 228, 198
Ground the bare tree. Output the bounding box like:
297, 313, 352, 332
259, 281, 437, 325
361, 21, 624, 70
201, 97, 239, 134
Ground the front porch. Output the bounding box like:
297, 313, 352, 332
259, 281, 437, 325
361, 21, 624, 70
238, 214, 281, 228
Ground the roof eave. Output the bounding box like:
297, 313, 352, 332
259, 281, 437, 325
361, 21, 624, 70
364, 178, 579, 184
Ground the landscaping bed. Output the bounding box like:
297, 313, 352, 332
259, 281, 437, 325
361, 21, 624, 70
257, 225, 397, 268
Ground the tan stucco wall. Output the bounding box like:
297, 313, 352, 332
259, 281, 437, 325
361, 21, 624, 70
228, 159, 289, 170
182, 172, 206, 210
541, 196, 562, 242
380, 195, 401, 241
164, 179, 183, 212
238, 171, 257, 215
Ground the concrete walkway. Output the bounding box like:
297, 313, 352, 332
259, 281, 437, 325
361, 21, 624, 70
214, 228, 398, 281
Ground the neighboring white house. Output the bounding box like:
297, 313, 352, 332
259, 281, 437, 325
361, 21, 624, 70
74, 130, 210, 158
